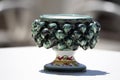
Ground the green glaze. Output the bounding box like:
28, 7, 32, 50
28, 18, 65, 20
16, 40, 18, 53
48, 23, 57, 29
55, 30, 65, 40
41, 28, 50, 38
65, 38, 73, 46
31, 14, 101, 72
40, 14, 92, 19
32, 14, 101, 51
57, 42, 66, 50
73, 30, 81, 39
78, 24, 87, 33
63, 24, 72, 33
43, 40, 52, 49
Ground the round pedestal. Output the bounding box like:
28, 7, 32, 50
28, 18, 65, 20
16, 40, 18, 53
44, 63, 86, 72
44, 51, 86, 72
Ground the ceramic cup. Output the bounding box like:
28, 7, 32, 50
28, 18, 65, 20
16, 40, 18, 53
32, 14, 101, 72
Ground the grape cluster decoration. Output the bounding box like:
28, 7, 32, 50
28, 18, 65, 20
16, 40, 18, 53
32, 18, 101, 51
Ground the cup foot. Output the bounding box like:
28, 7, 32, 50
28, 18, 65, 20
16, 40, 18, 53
44, 63, 86, 72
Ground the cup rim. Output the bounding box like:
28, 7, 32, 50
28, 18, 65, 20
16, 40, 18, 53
40, 14, 92, 20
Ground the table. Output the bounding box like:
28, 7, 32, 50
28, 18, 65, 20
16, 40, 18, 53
0, 47, 120, 80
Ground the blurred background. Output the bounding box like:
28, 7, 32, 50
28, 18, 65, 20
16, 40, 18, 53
0, 0, 120, 51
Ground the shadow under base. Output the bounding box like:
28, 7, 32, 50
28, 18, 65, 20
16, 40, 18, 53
44, 63, 86, 72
